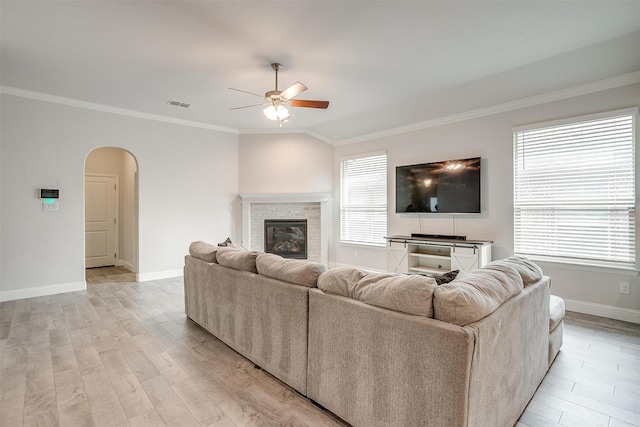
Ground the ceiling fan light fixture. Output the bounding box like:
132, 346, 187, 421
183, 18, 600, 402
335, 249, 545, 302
230, 62, 328, 125
264, 104, 289, 121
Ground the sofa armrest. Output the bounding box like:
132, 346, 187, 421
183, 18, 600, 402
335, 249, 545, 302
463, 276, 551, 427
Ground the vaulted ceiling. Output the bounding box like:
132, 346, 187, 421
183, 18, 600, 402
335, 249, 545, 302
2, 1, 640, 143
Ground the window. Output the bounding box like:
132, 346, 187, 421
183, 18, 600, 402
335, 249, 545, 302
513, 108, 636, 268
340, 152, 387, 246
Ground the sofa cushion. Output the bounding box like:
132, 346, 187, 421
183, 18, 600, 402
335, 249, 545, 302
319, 270, 437, 317
317, 267, 367, 298
216, 247, 259, 273
188, 241, 218, 263
353, 273, 437, 317
491, 256, 543, 286
549, 295, 565, 332
256, 253, 327, 287
433, 264, 524, 326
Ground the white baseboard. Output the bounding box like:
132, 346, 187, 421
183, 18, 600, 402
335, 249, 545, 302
564, 299, 640, 324
118, 260, 135, 272
0, 281, 87, 302
136, 269, 183, 282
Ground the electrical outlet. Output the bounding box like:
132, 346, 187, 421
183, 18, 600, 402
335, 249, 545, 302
619, 282, 630, 295
354, 250, 358, 258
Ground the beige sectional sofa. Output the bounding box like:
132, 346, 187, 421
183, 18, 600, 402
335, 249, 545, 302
184, 241, 564, 427
184, 242, 326, 394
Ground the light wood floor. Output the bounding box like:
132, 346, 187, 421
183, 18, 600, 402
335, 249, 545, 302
0, 276, 638, 427
86, 266, 136, 285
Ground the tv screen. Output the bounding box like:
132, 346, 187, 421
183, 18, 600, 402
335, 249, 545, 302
396, 157, 481, 214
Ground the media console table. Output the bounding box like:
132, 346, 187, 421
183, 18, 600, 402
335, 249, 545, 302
385, 235, 492, 277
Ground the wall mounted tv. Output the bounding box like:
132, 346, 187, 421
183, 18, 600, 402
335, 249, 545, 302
396, 157, 481, 214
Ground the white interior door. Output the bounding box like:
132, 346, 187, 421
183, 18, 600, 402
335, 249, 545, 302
85, 175, 116, 268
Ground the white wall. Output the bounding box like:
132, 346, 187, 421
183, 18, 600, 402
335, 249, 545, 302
121, 151, 137, 271
238, 133, 334, 194
1, 66, 637, 323
334, 83, 640, 322
0, 94, 238, 300
85, 147, 137, 271
237, 132, 334, 252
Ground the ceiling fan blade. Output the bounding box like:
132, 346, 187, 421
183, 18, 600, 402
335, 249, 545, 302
229, 87, 264, 98
229, 103, 267, 110
289, 99, 329, 109
280, 82, 308, 100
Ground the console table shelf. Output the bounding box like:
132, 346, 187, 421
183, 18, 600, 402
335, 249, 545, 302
385, 235, 492, 277
409, 265, 451, 275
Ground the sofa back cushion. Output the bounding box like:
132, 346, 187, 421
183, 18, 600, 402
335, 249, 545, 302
317, 267, 367, 297
318, 269, 437, 317
433, 264, 523, 326
188, 241, 218, 263
256, 253, 327, 287
354, 273, 437, 317
491, 256, 543, 286
216, 247, 259, 273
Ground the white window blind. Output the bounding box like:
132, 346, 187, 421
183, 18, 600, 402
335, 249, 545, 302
340, 152, 387, 246
513, 110, 636, 267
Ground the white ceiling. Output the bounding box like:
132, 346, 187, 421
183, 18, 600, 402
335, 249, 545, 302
2, 1, 640, 143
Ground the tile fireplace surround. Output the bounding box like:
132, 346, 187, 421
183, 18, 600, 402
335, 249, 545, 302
239, 193, 330, 264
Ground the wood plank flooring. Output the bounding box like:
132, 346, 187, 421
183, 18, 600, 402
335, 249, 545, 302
517, 312, 640, 427
86, 266, 136, 285
1, 276, 638, 427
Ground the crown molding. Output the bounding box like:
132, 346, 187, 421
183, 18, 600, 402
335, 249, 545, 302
0, 86, 239, 134
4, 70, 639, 145
333, 71, 640, 146
0, 85, 333, 142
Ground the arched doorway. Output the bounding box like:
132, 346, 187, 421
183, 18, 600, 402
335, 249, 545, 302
84, 147, 139, 284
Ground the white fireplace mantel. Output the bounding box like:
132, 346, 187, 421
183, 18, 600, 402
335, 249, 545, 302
239, 193, 330, 204
239, 193, 331, 264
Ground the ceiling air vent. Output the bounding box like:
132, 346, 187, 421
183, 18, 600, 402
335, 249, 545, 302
167, 100, 191, 108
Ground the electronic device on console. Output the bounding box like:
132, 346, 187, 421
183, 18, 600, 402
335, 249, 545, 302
410, 233, 466, 241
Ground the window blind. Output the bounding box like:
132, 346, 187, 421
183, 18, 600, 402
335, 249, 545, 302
340, 152, 387, 246
513, 110, 636, 267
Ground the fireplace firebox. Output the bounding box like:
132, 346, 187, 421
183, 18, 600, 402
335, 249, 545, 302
264, 219, 307, 259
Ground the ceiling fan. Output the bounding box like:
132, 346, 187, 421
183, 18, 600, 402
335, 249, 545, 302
229, 63, 329, 125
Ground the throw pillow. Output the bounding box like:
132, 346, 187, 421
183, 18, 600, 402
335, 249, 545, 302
218, 237, 232, 247
434, 270, 459, 285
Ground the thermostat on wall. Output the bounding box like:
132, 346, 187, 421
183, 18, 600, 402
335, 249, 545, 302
39, 188, 60, 199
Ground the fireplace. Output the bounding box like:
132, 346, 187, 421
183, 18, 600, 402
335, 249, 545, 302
264, 219, 307, 259
240, 193, 329, 264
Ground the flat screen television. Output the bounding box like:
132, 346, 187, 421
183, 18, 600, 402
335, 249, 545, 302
395, 157, 481, 214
